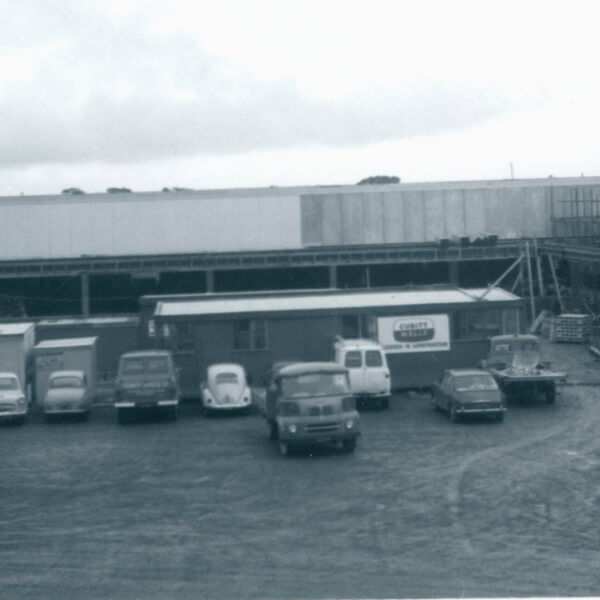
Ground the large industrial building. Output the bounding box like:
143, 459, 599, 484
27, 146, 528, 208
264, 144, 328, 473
1, 175, 599, 318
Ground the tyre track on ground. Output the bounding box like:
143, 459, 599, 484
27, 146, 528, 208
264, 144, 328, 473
446, 389, 600, 555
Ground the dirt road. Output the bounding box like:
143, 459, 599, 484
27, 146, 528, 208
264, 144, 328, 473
1, 385, 599, 599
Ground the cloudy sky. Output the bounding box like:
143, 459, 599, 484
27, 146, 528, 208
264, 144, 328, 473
2, 0, 600, 195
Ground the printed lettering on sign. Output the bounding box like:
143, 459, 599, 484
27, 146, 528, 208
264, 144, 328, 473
377, 314, 450, 353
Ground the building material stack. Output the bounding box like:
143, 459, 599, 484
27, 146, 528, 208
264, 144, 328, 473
552, 313, 593, 343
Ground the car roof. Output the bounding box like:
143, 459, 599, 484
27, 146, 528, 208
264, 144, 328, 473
446, 368, 493, 377
120, 350, 172, 359
0, 372, 19, 379
49, 370, 85, 378
278, 361, 348, 376
490, 334, 539, 343
207, 363, 244, 374
335, 338, 383, 350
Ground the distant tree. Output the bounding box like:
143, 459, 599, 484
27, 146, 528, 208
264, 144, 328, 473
61, 187, 85, 195
106, 187, 132, 193
357, 175, 401, 185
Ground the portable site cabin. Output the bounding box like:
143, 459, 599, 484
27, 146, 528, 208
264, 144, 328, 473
147, 286, 524, 396
0, 322, 35, 402
34, 337, 98, 404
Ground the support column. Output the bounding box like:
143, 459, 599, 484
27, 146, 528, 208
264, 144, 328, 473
329, 265, 338, 289
449, 261, 459, 286
81, 272, 90, 318
205, 269, 215, 293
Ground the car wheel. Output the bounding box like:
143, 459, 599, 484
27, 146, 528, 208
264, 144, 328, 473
165, 406, 178, 421
14, 415, 26, 426
279, 441, 290, 456
431, 395, 439, 412
496, 412, 505, 423
342, 438, 356, 453
449, 403, 458, 423
80, 411, 90, 423
546, 384, 556, 404
380, 397, 389, 410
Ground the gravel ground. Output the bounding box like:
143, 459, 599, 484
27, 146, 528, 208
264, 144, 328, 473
1, 342, 600, 600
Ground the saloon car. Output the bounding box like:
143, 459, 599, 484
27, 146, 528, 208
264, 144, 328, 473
0, 372, 28, 425
43, 370, 91, 420
432, 368, 506, 423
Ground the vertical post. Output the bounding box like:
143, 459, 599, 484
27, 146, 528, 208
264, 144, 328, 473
365, 266, 371, 289
81, 272, 90, 318
449, 261, 459, 286
533, 238, 544, 297
205, 269, 214, 293
525, 242, 536, 322
329, 265, 338, 289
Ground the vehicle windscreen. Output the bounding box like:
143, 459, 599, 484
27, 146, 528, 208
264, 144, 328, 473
215, 372, 239, 385
281, 372, 350, 398
455, 374, 497, 391
51, 376, 83, 388
121, 357, 169, 375
0, 377, 18, 390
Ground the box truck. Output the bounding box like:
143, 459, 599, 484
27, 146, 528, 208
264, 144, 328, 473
0, 322, 35, 405
34, 337, 97, 406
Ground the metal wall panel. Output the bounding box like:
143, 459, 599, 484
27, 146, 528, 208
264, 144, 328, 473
0, 193, 302, 260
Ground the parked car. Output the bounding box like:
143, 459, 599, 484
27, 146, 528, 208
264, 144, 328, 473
431, 369, 506, 423
114, 350, 179, 424
43, 370, 91, 420
333, 338, 391, 408
200, 363, 252, 415
0, 372, 28, 425
262, 362, 361, 456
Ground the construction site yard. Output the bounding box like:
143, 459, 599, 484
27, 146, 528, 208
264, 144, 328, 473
1, 338, 600, 599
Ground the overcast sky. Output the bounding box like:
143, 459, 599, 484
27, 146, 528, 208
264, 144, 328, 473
2, 0, 600, 195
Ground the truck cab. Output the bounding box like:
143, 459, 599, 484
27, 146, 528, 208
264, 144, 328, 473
264, 362, 361, 456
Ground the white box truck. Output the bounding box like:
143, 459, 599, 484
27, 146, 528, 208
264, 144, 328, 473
34, 337, 97, 405
0, 322, 35, 404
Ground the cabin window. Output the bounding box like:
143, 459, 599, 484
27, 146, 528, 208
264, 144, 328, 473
456, 309, 503, 339
341, 314, 377, 339
234, 319, 268, 351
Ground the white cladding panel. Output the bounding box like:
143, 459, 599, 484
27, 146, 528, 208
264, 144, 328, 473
0, 194, 302, 260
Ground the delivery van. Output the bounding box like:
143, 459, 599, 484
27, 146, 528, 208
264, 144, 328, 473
333, 338, 391, 408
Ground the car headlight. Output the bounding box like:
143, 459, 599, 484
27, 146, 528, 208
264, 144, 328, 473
345, 419, 354, 429
17, 397, 26, 407
288, 424, 297, 434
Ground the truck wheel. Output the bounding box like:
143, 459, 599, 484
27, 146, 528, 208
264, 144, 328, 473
546, 384, 556, 404
449, 403, 458, 423
342, 438, 357, 453
268, 420, 279, 440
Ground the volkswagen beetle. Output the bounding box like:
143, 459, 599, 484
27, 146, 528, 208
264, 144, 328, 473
200, 363, 252, 415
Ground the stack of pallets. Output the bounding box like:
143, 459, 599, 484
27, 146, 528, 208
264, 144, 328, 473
552, 313, 593, 343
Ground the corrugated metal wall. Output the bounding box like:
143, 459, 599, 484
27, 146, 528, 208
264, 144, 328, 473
300, 185, 553, 246
3, 179, 600, 261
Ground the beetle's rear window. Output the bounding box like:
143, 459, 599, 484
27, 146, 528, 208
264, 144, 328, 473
216, 372, 239, 384
121, 357, 169, 374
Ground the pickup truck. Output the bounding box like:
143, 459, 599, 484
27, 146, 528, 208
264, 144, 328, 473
480, 334, 567, 403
